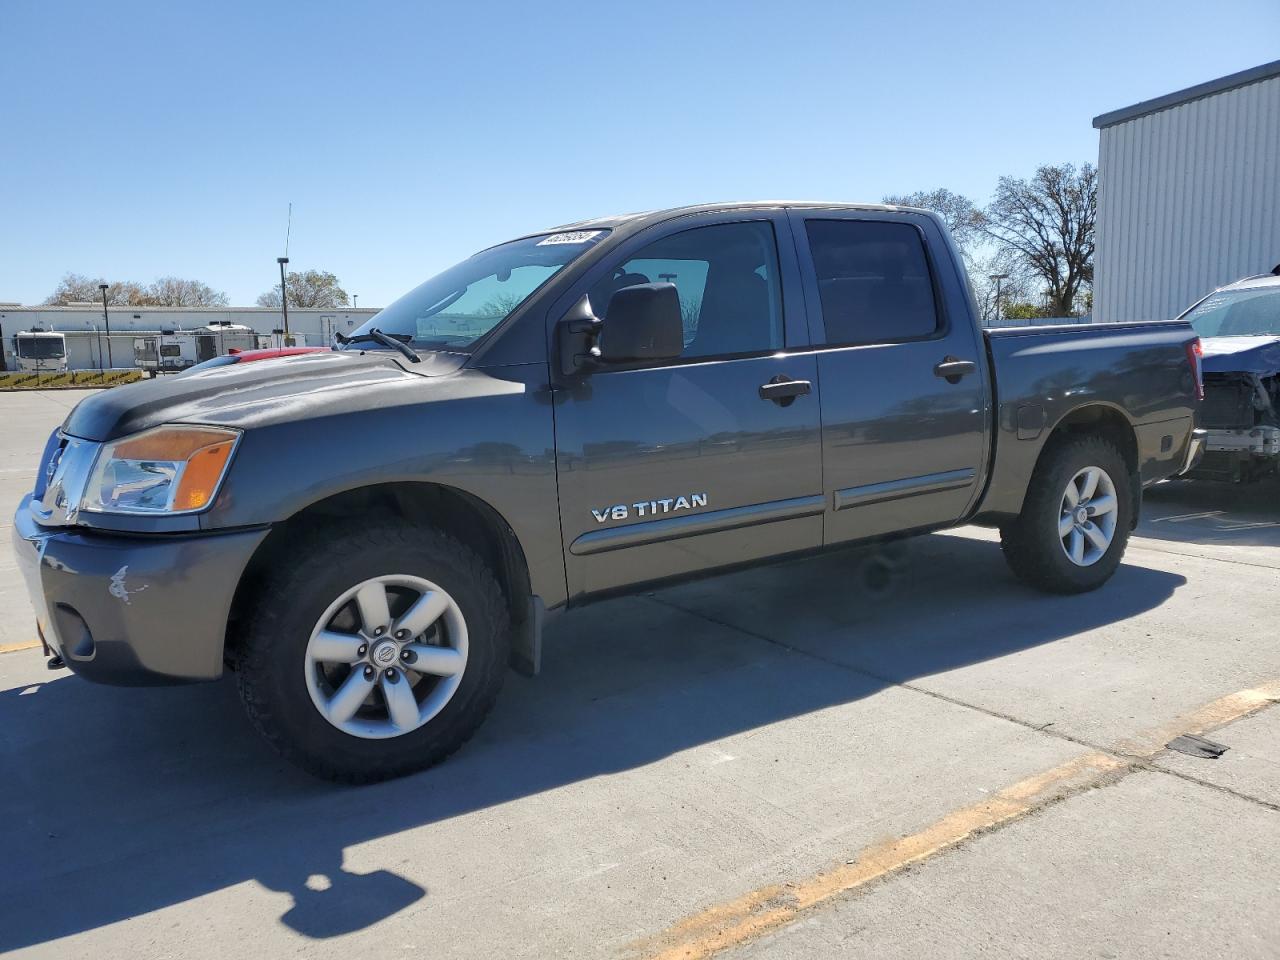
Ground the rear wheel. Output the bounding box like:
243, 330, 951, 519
1001, 434, 1133, 594
236, 521, 509, 783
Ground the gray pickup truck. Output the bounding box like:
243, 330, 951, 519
13, 202, 1202, 781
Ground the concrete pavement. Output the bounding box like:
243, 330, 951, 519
0, 389, 1276, 959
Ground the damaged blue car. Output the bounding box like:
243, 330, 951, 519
1180, 266, 1280, 482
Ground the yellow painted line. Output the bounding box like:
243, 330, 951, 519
630, 682, 1280, 960
632, 752, 1124, 960
1117, 682, 1280, 757
0, 640, 42, 654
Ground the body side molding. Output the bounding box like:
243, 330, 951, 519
569, 494, 825, 556
833, 468, 976, 511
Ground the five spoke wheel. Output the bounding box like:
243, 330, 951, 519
304, 574, 468, 739
1058, 466, 1118, 567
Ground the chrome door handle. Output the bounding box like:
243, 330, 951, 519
933, 357, 976, 384
759, 376, 812, 407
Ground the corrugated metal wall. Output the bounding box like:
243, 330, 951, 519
1094, 75, 1280, 322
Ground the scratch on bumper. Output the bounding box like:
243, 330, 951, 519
12, 495, 269, 685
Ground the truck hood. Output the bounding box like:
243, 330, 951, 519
1200, 335, 1280, 376
64, 349, 467, 442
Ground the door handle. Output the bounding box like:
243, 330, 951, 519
759, 375, 812, 407
933, 356, 976, 384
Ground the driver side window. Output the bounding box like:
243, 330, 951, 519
588, 221, 783, 360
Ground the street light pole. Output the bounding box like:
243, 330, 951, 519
99, 283, 113, 368
277, 257, 290, 339
988, 273, 1009, 324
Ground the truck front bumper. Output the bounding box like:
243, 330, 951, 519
11, 495, 269, 686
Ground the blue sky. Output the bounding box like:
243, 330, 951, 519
3, 0, 1278, 308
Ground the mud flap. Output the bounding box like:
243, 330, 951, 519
509, 596, 544, 677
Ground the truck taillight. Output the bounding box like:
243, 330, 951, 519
1185, 338, 1204, 401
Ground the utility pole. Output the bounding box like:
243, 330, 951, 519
277, 257, 290, 337
988, 273, 1009, 324
99, 283, 114, 368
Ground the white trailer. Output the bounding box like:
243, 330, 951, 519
195, 321, 257, 361
133, 331, 192, 376
133, 323, 258, 377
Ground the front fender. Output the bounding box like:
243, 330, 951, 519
204, 364, 566, 607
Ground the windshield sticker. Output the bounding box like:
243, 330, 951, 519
536, 230, 604, 246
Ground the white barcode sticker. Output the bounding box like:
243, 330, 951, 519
536, 230, 604, 246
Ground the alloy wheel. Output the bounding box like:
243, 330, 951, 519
303, 574, 468, 739
1058, 466, 1119, 567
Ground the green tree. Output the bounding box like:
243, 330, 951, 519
257, 269, 350, 308
1002, 301, 1046, 320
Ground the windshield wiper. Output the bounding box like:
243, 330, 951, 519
335, 328, 420, 364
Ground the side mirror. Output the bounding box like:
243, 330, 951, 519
597, 282, 684, 364
556, 282, 685, 376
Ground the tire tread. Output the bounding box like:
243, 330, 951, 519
1000, 434, 1132, 595
235, 520, 509, 784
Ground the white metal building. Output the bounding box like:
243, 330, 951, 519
0, 304, 379, 371
1093, 60, 1280, 323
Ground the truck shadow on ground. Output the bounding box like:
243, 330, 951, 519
1140, 478, 1280, 548
0, 532, 1184, 952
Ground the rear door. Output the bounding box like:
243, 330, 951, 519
551, 212, 824, 599
789, 210, 991, 543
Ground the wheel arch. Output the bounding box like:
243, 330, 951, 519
224, 481, 533, 668
1038, 402, 1141, 526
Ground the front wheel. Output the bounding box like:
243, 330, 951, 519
1000, 434, 1133, 594
236, 522, 509, 783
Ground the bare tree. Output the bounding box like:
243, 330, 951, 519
257, 269, 350, 309
45, 272, 228, 307
479, 293, 525, 318
979, 163, 1096, 317
882, 188, 982, 263
145, 277, 229, 307
45, 273, 147, 306
969, 253, 1034, 324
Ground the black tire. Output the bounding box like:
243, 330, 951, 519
236, 520, 509, 783
1000, 434, 1133, 594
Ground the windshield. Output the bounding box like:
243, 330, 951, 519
1183, 286, 1280, 338
17, 336, 65, 359
345, 230, 609, 353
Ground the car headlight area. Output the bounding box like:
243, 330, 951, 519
82, 425, 240, 516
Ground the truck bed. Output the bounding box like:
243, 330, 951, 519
974, 320, 1199, 521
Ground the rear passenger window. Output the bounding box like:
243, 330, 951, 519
805, 220, 941, 345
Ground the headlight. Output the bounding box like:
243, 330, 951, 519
82, 425, 241, 515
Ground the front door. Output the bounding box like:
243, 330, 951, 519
553, 215, 824, 599
789, 211, 991, 544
